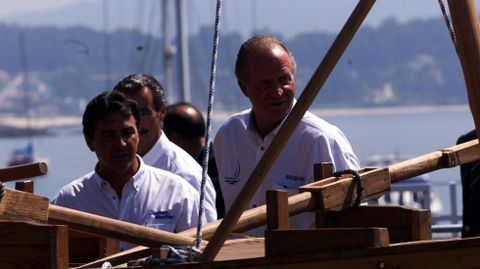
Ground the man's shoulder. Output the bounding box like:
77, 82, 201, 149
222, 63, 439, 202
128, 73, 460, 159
143, 164, 198, 193
298, 111, 337, 134
58, 171, 96, 192
216, 109, 250, 135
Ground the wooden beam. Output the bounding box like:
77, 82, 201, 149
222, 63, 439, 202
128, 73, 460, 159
0, 221, 68, 269
265, 228, 389, 257
0, 188, 49, 223
300, 167, 390, 211
0, 162, 48, 182
48, 204, 204, 248
447, 0, 480, 139
200, 0, 377, 261
318, 205, 431, 243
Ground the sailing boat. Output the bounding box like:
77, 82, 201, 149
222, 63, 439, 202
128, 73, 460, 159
6, 32, 38, 167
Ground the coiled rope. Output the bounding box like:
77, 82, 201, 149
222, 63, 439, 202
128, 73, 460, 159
196, 0, 223, 249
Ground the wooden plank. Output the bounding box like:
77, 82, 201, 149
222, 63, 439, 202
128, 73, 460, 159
200, 0, 377, 261
318, 205, 431, 243
265, 228, 389, 257
300, 167, 390, 211
15, 180, 34, 193
0, 221, 68, 269
0, 188, 49, 223
0, 162, 48, 182
154, 237, 480, 269
266, 190, 289, 230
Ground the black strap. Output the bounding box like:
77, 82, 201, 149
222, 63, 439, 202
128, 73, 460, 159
333, 169, 363, 206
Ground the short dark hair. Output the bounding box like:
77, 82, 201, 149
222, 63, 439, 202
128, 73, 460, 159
113, 73, 167, 111
164, 102, 205, 138
235, 35, 297, 82
82, 91, 141, 139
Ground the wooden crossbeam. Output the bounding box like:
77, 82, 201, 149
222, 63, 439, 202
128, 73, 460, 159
300, 167, 390, 212
0, 162, 48, 182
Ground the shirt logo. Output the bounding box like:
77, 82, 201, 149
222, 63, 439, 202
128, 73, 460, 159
225, 159, 241, 185
148, 210, 174, 219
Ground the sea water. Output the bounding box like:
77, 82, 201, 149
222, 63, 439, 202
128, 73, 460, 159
0, 108, 474, 216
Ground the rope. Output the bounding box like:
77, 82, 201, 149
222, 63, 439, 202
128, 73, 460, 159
196, 0, 223, 249
437, 0, 457, 51
0, 181, 4, 202
333, 169, 363, 206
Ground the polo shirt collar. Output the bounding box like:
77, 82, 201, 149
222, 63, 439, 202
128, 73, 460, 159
93, 155, 145, 192
142, 133, 167, 164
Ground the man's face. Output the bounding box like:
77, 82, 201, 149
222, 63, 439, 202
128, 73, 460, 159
238, 45, 295, 135
123, 88, 165, 156
86, 112, 140, 178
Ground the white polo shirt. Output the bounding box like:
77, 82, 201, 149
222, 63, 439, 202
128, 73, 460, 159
51, 156, 199, 236
213, 109, 360, 234
142, 134, 217, 222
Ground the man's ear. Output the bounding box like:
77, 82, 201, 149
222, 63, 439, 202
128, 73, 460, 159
158, 106, 167, 123
85, 136, 95, 152
237, 79, 249, 98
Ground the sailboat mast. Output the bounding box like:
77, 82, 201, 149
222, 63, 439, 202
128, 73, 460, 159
18, 32, 31, 134
175, 0, 191, 102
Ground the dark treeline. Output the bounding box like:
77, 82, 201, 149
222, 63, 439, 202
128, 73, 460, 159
0, 17, 467, 116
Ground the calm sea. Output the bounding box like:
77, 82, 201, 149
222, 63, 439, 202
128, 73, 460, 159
0, 108, 475, 214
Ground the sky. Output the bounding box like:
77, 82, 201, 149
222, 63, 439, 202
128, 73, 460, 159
0, 0, 461, 39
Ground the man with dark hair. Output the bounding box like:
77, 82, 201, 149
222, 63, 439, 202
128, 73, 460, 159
52, 91, 199, 249
113, 73, 217, 221
164, 102, 225, 218
214, 35, 360, 234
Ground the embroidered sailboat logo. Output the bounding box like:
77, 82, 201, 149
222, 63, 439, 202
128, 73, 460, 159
225, 159, 240, 185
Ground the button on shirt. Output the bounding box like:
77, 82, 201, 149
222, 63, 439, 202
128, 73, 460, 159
214, 109, 360, 235
51, 156, 200, 246
142, 134, 217, 222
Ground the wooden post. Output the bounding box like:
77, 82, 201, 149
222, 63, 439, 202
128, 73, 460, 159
200, 0, 377, 261
447, 1, 480, 139
266, 190, 289, 230
314, 163, 334, 181
15, 180, 34, 193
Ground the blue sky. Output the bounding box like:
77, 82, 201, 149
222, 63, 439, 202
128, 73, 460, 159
0, 0, 455, 38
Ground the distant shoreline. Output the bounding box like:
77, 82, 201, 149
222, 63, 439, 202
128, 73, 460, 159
0, 104, 471, 128
212, 104, 471, 121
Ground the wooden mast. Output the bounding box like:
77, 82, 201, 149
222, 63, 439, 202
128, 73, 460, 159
447, 1, 480, 139
200, 0, 376, 261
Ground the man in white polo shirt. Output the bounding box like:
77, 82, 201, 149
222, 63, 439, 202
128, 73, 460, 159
52, 91, 199, 247
113, 73, 217, 222
213, 35, 360, 234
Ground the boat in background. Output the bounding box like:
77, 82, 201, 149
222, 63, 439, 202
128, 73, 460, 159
7, 141, 34, 166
